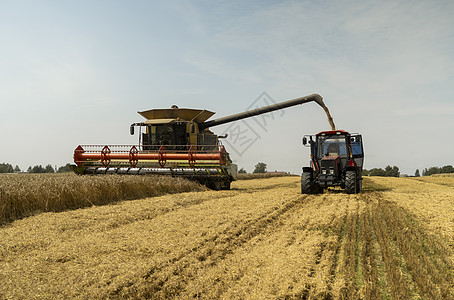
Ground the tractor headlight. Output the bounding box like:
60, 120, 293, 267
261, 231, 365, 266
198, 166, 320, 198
322, 169, 327, 175
329, 169, 335, 175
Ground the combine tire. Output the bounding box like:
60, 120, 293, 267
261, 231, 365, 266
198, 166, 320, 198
301, 172, 313, 194
345, 171, 357, 194
221, 180, 231, 190
207, 179, 231, 190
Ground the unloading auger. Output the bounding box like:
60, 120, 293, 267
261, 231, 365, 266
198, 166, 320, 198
72, 93, 324, 190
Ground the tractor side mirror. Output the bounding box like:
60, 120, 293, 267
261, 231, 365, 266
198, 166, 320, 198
302, 137, 307, 145
130, 125, 134, 135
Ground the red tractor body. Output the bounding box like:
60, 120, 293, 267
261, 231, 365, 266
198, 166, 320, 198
302, 130, 364, 194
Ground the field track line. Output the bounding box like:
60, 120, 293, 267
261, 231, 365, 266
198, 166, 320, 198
113, 190, 310, 297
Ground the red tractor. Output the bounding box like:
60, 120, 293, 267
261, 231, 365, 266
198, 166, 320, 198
301, 130, 364, 194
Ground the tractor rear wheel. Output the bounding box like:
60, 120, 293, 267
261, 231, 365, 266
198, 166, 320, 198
301, 172, 312, 194
356, 177, 362, 192
345, 171, 357, 194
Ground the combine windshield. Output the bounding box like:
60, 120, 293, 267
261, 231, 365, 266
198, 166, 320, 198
318, 135, 347, 158
143, 124, 187, 150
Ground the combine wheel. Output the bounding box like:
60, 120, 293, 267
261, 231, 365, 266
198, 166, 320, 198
301, 172, 312, 194
221, 180, 231, 190
345, 171, 357, 194
206, 179, 228, 191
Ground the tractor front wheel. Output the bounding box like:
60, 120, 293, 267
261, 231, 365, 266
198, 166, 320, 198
301, 172, 312, 194
345, 171, 357, 194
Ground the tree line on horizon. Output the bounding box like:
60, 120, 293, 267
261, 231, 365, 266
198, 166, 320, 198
0, 163, 73, 174
421, 165, 454, 176
238, 162, 268, 174
363, 164, 454, 177
363, 165, 401, 177
2, 162, 453, 177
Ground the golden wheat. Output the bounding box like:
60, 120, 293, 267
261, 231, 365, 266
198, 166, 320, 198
0, 176, 453, 299
432, 173, 454, 177
0, 173, 205, 224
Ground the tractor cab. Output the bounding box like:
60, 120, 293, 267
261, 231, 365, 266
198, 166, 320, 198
302, 130, 364, 194
317, 131, 349, 179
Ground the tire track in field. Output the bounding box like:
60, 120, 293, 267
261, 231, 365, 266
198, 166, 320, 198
180, 192, 342, 299
114, 191, 309, 298
292, 195, 345, 299
0, 191, 240, 258
207, 194, 331, 299
287, 186, 454, 300
372, 194, 453, 299
307, 190, 454, 299
233, 180, 300, 192
96, 191, 241, 231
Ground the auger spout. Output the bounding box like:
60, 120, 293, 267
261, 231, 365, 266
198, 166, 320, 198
199, 94, 323, 130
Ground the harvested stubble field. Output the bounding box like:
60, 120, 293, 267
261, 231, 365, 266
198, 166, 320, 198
0, 176, 453, 299
237, 172, 295, 180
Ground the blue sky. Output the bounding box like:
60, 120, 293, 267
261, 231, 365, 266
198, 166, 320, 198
1, 0, 453, 174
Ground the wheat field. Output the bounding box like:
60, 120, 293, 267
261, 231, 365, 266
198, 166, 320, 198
0, 176, 453, 299
0, 173, 205, 225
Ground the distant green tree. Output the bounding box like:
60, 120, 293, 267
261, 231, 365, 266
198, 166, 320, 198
422, 165, 454, 176
368, 168, 386, 176
441, 165, 454, 174
384, 165, 400, 177
392, 166, 400, 177
253, 162, 267, 173
28, 164, 55, 173
362, 169, 369, 176
415, 169, 420, 177
44, 164, 55, 173
0, 163, 14, 173
14, 165, 21, 172
238, 167, 247, 174
423, 167, 440, 176
57, 163, 73, 173
29, 165, 45, 173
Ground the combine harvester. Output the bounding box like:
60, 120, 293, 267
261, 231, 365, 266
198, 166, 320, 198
73, 93, 325, 190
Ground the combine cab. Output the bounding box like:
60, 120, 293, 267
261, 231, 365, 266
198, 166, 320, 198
301, 130, 364, 194
73, 93, 326, 190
